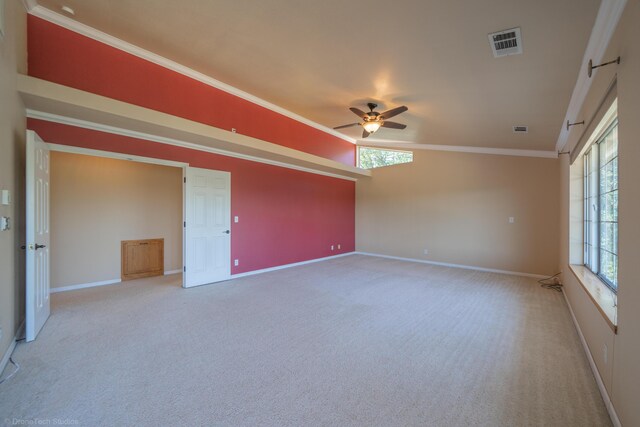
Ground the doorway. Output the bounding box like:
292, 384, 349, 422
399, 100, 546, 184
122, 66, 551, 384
25, 130, 232, 341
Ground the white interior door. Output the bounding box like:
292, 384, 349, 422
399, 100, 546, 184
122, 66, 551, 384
25, 130, 51, 342
184, 167, 231, 288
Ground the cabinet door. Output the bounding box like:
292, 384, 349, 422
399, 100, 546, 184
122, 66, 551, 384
121, 238, 164, 280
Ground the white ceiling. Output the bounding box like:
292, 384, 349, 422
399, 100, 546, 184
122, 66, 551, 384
35, 0, 601, 151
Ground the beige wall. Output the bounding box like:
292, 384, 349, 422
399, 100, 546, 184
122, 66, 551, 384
356, 150, 560, 276
559, 2, 640, 425
50, 152, 183, 288
0, 0, 26, 362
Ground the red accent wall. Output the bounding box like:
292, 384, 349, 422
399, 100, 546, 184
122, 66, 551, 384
27, 15, 355, 165
29, 119, 355, 274
26, 17, 357, 275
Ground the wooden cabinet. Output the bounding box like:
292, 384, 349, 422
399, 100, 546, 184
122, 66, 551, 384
121, 238, 164, 281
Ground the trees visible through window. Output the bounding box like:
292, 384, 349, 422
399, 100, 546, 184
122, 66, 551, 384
358, 147, 413, 169
584, 120, 618, 291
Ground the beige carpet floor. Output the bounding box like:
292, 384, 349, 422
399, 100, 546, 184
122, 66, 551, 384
0, 254, 611, 426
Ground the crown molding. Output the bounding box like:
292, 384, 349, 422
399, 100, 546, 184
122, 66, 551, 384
26, 110, 358, 182
20, 0, 38, 12
27, 5, 356, 145
555, 0, 627, 153
358, 140, 558, 159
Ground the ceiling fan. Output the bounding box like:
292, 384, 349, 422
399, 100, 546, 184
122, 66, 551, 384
334, 102, 408, 138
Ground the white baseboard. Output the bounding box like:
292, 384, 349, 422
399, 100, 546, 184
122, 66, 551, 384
50, 278, 121, 293
51, 271, 181, 293
1, 320, 24, 376
164, 269, 182, 275
354, 252, 548, 279
230, 252, 355, 279
561, 290, 621, 427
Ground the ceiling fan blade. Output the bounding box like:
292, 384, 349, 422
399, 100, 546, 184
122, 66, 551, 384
333, 123, 360, 130
381, 121, 407, 129
380, 105, 408, 120
362, 129, 370, 138
350, 107, 368, 119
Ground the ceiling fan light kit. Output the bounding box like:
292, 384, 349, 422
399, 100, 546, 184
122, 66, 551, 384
334, 102, 409, 139
362, 121, 381, 134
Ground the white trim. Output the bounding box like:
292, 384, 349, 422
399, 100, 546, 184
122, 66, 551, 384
354, 252, 548, 279
48, 143, 189, 168
0, 321, 24, 376
50, 273, 183, 292
358, 141, 558, 159
164, 269, 182, 276
50, 279, 121, 293
230, 252, 355, 279
556, 0, 627, 153
27, 110, 358, 182
27, 5, 355, 145
576, 100, 618, 160
20, 0, 38, 12
561, 290, 621, 427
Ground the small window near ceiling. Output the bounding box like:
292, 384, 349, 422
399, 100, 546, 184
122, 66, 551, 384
358, 147, 413, 169
584, 118, 618, 291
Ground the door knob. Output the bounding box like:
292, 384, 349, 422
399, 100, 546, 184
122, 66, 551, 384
35, 244, 47, 250
223, 230, 230, 234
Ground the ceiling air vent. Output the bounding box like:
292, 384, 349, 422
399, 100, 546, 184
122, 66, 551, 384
488, 27, 522, 58
513, 126, 528, 133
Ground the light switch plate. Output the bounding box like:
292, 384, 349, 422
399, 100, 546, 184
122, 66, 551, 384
0, 216, 9, 231
1, 189, 9, 205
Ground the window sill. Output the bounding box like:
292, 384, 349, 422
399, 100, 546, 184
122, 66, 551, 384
568, 265, 617, 334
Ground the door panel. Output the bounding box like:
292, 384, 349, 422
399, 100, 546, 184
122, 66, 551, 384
26, 130, 51, 342
184, 168, 231, 287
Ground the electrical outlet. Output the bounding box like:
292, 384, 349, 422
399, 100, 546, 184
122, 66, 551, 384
337, 244, 341, 249
234, 216, 239, 223
231, 128, 237, 133
423, 249, 429, 255
234, 259, 239, 267
509, 217, 515, 224
331, 245, 334, 251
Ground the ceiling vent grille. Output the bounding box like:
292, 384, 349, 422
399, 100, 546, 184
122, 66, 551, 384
513, 126, 528, 133
488, 28, 522, 58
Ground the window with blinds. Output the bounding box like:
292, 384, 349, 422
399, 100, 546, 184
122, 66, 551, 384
583, 120, 618, 291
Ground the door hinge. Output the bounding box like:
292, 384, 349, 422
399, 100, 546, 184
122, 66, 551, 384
184, 221, 186, 227
184, 177, 186, 183
183, 266, 186, 272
